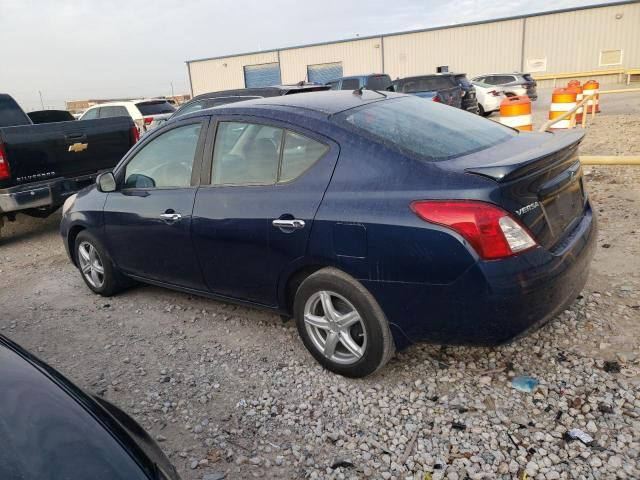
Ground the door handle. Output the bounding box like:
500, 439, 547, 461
160, 213, 182, 222
272, 219, 305, 230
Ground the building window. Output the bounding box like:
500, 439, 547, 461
599, 49, 623, 66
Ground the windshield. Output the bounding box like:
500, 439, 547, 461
334, 97, 516, 161
136, 101, 175, 116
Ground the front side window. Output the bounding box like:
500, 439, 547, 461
212, 122, 328, 186
124, 123, 202, 189
335, 96, 515, 161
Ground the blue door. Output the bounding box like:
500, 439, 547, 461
191, 118, 339, 306
307, 62, 343, 84
244, 63, 282, 88
103, 121, 208, 290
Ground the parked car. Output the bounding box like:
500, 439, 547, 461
27, 109, 75, 124
452, 73, 479, 114
0, 334, 179, 480
61, 91, 596, 378
0, 93, 138, 237
390, 74, 463, 108
169, 83, 331, 120
326, 74, 392, 91
472, 81, 507, 116
79, 99, 176, 134
471, 73, 538, 100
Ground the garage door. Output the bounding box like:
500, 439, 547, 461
307, 62, 343, 85
243, 63, 282, 88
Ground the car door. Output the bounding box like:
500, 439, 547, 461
191, 118, 339, 306
102, 119, 208, 289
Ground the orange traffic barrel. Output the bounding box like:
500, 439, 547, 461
583, 80, 600, 113
548, 88, 577, 129
568, 83, 584, 123
499, 96, 532, 131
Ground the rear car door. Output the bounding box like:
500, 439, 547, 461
103, 119, 208, 289
192, 118, 339, 306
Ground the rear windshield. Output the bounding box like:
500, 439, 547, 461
398, 76, 455, 93
366, 75, 392, 91
334, 96, 515, 161
0, 95, 31, 127
135, 101, 175, 115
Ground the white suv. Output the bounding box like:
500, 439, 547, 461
79, 99, 175, 134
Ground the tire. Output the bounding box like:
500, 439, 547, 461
293, 268, 395, 378
74, 230, 126, 296
478, 105, 486, 116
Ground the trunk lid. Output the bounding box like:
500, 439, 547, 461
443, 130, 587, 250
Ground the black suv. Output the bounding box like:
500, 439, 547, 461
170, 83, 330, 120
452, 73, 479, 114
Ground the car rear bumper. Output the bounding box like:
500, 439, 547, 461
363, 203, 597, 349
0, 174, 97, 214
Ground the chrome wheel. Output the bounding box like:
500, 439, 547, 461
78, 241, 105, 289
303, 290, 367, 365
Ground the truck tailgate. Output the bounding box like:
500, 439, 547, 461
0, 117, 134, 188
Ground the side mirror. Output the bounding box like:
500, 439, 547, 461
97, 172, 117, 193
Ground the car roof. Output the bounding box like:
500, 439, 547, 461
191, 85, 329, 102
181, 90, 404, 120
86, 99, 170, 108
395, 73, 455, 82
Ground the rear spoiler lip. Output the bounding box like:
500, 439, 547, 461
465, 130, 585, 183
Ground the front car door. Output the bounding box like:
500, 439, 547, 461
103, 119, 208, 290
191, 118, 339, 306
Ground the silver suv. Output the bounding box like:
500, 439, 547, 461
470, 73, 537, 100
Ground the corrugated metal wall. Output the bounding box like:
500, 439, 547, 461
383, 19, 524, 80
279, 38, 383, 84
187, 2, 640, 94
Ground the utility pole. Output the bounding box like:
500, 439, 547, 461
170, 82, 175, 98
38, 91, 44, 109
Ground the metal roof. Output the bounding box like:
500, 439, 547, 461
186, 0, 638, 64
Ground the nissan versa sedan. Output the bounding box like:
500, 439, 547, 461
61, 91, 596, 378
0, 334, 179, 480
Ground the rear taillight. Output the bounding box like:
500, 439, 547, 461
410, 200, 537, 260
432, 95, 441, 103
143, 117, 153, 125
489, 90, 500, 97
0, 143, 11, 181
131, 125, 140, 144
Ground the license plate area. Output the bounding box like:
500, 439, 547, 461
540, 174, 585, 238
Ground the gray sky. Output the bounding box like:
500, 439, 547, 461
2, 0, 618, 110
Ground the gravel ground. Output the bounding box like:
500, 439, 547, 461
1, 148, 639, 478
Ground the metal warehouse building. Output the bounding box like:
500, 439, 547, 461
186, 1, 640, 95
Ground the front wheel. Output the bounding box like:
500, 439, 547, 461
75, 231, 126, 296
294, 268, 395, 378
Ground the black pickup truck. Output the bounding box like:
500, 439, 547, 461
0, 94, 137, 237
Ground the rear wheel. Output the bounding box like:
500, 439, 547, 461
294, 268, 395, 378
75, 231, 126, 296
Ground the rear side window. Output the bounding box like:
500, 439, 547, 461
0, 95, 31, 127
366, 75, 392, 91
335, 96, 515, 161
136, 101, 175, 116
99, 106, 129, 118
80, 108, 99, 120
340, 79, 360, 90
280, 131, 328, 183
211, 122, 328, 185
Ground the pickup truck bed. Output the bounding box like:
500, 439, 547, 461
0, 93, 137, 235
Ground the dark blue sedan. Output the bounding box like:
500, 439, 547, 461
61, 91, 596, 378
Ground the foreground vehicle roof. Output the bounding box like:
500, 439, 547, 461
205, 90, 406, 116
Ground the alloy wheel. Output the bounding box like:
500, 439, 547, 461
303, 290, 367, 365
78, 241, 105, 289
